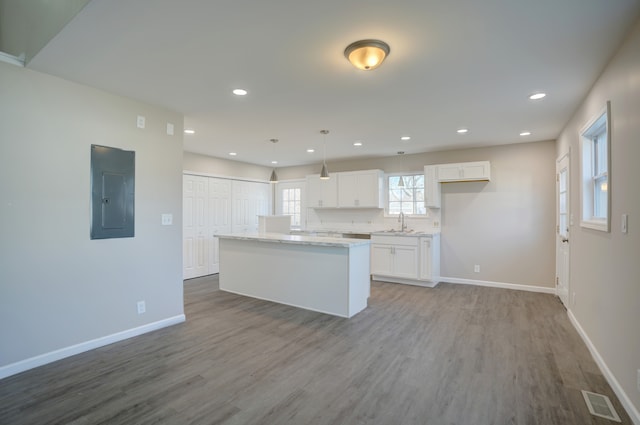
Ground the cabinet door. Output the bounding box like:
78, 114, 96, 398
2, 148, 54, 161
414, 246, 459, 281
338, 170, 382, 208
393, 245, 419, 279
419, 238, 432, 280
371, 244, 393, 275
461, 161, 490, 180
307, 175, 337, 208
437, 164, 462, 181
424, 166, 441, 208
337, 173, 358, 207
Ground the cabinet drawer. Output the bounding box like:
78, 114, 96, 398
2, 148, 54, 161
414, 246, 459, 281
371, 235, 418, 246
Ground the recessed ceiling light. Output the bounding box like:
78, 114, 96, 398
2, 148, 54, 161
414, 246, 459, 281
232, 88, 248, 96
520, 131, 532, 136
457, 128, 468, 134
354, 141, 363, 147
307, 148, 315, 153
529, 92, 546, 100
229, 152, 237, 156
400, 136, 411, 141
271, 160, 278, 164
184, 129, 195, 134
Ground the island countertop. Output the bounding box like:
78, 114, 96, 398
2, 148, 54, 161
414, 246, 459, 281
215, 232, 370, 248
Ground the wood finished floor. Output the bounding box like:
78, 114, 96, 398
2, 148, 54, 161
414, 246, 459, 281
0, 277, 631, 425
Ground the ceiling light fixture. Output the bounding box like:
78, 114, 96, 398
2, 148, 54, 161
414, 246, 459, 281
320, 130, 330, 180
269, 139, 279, 184
457, 128, 468, 134
354, 141, 363, 147
307, 148, 315, 153
401, 136, 411, 141
184, 129, 195, 134
344, 39, 390, 71
233, 88, 248, 96
520, 131, 531, 136
529, 92, 546, 100
229, 152, 237, 156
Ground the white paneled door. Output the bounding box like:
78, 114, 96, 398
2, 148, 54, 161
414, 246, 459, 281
183, 174, 270, 279
183, 175, 209, 279
556, 154, 570, 307
208, 178, 231, 275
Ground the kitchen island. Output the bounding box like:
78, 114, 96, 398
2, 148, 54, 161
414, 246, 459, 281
217, 233, 371, 318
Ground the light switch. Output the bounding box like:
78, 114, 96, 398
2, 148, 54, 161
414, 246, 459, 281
166, 123, 174, 135
621, 214, 628, 234
161, 213, 173, 225
137, 115, 146, 129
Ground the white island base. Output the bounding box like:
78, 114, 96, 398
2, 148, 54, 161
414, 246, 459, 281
218, 234, 371, 318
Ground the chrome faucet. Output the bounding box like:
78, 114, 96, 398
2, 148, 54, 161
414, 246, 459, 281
398, 212, 407, 232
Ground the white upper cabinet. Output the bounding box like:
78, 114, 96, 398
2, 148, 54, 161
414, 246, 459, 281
424, 165, 441, 208
306, 174, 338, 208
337, 170, 384, 208
437, 161, 490, 182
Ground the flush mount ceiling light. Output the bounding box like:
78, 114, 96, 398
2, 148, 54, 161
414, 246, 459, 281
529, 92, 546, 100
232, 88, 248, 96
307, 148, 315, 153
269, 139, 279, 183
344, 39, 390, 71
184, 129, 195, 134
354, 141, 363, 147
320, 130, 330, 180
520, 131, 531, 136
457, 128, 469, 134
401, 136, 411, 141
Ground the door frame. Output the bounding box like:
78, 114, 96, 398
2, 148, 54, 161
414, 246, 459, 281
556, 152, 571, 308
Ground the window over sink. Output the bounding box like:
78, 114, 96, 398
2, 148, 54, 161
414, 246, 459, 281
387, 174, 426, 215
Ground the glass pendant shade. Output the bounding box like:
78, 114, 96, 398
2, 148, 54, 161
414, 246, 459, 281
344, 40, 390, 71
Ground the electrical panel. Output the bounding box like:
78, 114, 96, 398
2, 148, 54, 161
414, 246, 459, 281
90, 145, 135, 239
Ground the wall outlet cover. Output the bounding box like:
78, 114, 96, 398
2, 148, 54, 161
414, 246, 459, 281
137, 115, 145, 129
137, 300, 146, 314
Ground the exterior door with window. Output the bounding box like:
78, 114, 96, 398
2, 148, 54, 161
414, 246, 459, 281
556, 154, 570, 307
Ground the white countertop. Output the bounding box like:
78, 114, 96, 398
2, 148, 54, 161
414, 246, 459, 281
216, 232, 371, 248
370, 230, 440, 237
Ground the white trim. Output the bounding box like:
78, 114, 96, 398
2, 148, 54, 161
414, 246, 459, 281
0, 51, 25, 67
372, 275, 438, 288
0, 315, 185, 380
568, 310, 640, 425
183, 170, 268, 184
440, 276, 556, 294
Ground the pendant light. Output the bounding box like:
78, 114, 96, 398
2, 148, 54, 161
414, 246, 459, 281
320, 130, 330, 180
269, 138, 279, 183
397, 151, 406, 187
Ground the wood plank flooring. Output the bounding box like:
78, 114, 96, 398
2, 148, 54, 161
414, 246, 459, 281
0, 277, 632, 424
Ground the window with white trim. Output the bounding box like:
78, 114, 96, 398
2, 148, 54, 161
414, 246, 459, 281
387, 174, 426, 215
580, 102, 610, 232
281, 187, 301, 227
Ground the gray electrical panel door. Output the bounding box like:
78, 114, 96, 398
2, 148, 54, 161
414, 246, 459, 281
91, 145, 135, 239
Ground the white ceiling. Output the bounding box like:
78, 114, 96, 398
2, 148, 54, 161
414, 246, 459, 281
27, 0, 640, 168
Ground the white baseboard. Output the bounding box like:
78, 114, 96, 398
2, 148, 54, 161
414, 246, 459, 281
567, 310, 640, 425
439, 276, 557, 294
0, 314, 185, 380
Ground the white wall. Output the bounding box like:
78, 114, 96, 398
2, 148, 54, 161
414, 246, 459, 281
556, 19, 640, 421
0, 63, 184, 374
279, 141, 557, 289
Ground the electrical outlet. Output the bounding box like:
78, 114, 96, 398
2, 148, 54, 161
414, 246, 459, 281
136, 115, 145, 129
161, 213, 173, 225
166, 122, 174, 135
474, 265, 480, 273
137, 300, 146, 315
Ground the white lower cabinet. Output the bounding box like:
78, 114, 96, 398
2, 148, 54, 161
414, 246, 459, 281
371, 233, 440, 287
